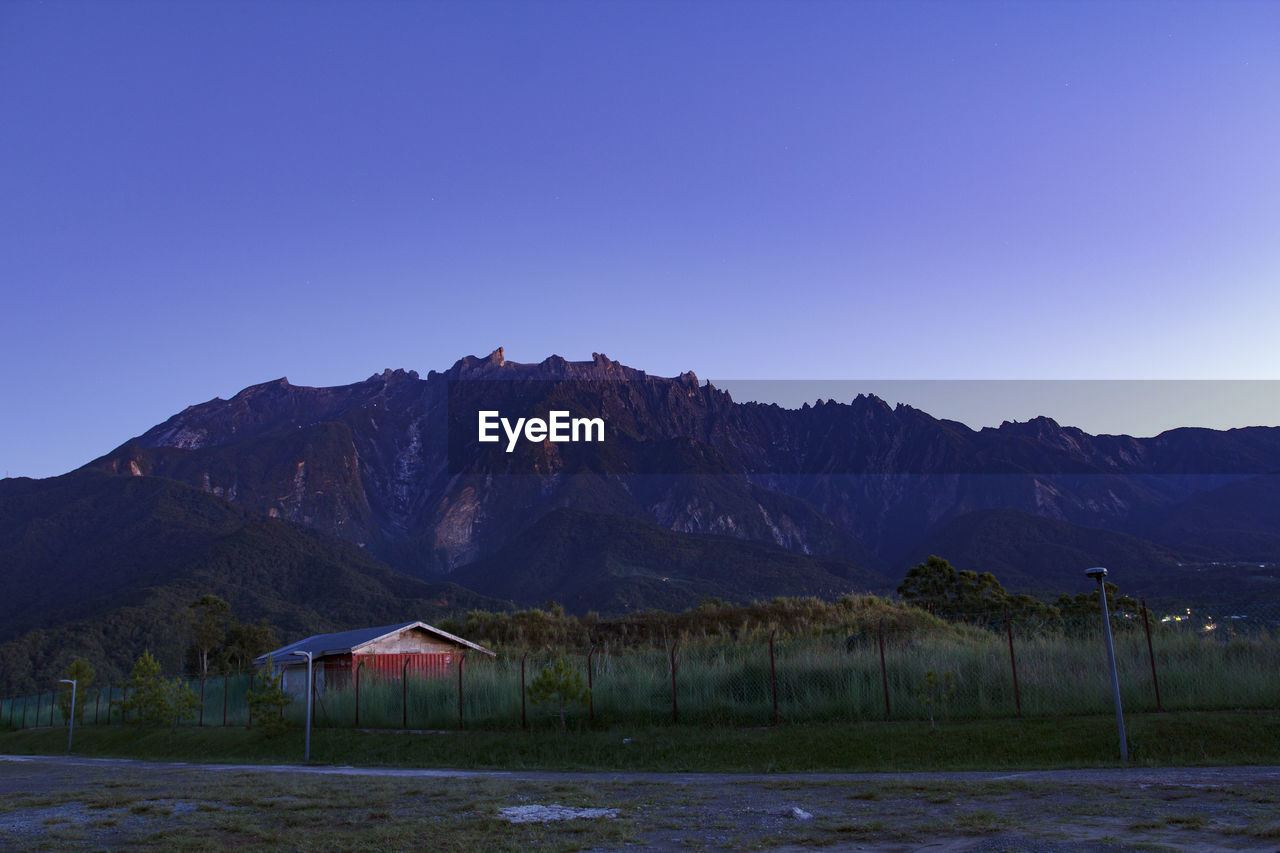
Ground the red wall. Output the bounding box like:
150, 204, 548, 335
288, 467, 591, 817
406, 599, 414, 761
318, 652, 459, 689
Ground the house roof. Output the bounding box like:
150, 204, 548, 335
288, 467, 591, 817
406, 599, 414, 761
253, 621, 495, 665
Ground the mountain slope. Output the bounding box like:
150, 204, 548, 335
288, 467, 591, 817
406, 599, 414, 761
448, 508, 890, 615
0, 470, 506, 691
904, 508, 1186, 596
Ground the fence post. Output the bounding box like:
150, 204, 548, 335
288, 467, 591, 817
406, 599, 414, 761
48, 691, 54, 727
1140, 599, 1163, 712
222, 675, 229, 727
23, 694, 30, 729
247, 675, 254, 730
199, 677, 206, 727
670, 639, 679, 726
457, 654, 466, 729
1005, 612, 1022, 719
769, 629, 779, 726
586, 645, 596, 725
878, 620, 891, 721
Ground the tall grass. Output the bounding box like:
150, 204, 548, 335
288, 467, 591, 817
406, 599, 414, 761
4, 623, 1276, 732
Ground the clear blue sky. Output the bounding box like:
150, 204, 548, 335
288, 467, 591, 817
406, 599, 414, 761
2, 0, 1278, 478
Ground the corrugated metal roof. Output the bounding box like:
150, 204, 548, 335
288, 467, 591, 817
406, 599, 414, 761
253, 621, 495, 665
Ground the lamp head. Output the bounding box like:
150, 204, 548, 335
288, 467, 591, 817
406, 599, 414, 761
1084, 566, 1108, 582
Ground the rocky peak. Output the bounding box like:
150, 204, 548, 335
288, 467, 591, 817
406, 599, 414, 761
367, 368, 421, 383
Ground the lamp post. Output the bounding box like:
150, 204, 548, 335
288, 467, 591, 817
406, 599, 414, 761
1085, 567, 1127, 762
57, 679, 76, 752
288, 651, 313, 762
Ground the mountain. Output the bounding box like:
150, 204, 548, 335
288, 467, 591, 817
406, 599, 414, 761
10, 349, 1278, 691
0, 470, 506, 691
904, 508, 1186, 596
82, 349, 1280, 585
447, 507, 888, 614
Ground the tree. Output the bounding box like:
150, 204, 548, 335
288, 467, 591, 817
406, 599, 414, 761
185, 595, 232, 678
1056, 581, 1141, 633
224, 619, 278, 674
898, 555, 1008, 618
898, 555, 1055, 623
917, 669, 957, 730
119, 651, 198, 727
245, 655, 291, 736
57, 657, 95, 725
527, 657, 590, 731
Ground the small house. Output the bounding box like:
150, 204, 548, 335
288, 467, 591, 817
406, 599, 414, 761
254, 621, 496, 696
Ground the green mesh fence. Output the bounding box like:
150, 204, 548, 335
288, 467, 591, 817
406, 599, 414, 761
3, 600, 1277, 731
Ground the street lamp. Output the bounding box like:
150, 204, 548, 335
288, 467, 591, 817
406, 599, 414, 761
1085, 567, 1127, 762
57, 679, 76, 752
288, 650, 313, 762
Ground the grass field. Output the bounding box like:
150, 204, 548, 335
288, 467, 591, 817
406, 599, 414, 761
3, 710, 1279, 773
6, 757, 1280, 851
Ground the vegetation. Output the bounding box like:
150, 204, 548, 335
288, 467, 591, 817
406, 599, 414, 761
0, 469, 507, 692
3, 711, 1280, 772
244, 657, 291, 736
56, 657, 95, 724
440, 594, 954, 650
527, 657, 590, 731
897, 555, 1055, 620
918, 669, 957, 730
449, 507, 883, 615
185, 594, 233, 678
182, 594, 278, 677
117, 652, 199, 727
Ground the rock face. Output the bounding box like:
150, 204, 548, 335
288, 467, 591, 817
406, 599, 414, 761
85, 349, 1280, 582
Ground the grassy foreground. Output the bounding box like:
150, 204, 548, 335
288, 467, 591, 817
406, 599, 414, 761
3, 711, 1278, 773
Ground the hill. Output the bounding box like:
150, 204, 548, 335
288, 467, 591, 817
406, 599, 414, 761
0, 470, 505, 691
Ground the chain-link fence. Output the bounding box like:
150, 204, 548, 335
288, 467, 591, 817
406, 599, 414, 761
4, 600, 1277, 732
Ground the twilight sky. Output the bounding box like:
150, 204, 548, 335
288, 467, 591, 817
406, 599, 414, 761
2, 0, 1278, 479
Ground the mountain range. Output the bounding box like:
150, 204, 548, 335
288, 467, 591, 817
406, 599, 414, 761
2, 349, 1278, 688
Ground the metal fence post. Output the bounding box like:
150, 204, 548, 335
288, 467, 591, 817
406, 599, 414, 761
769, 629, 779, 725
1141, 599, 1163, 712
1005, 612, 1022, 719
199, 677, 206, 727
47, 691, 54, 727
222, 675, 229, 727
878, 620, 891, 721
670, 639, 679, 726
